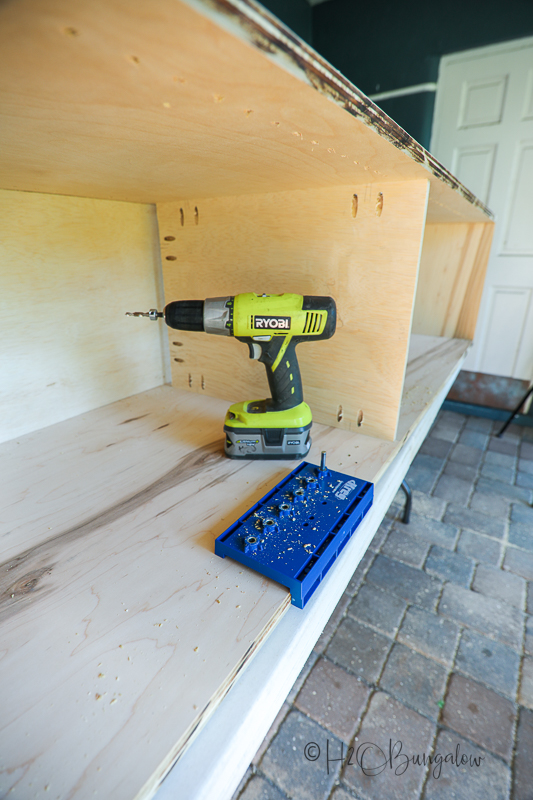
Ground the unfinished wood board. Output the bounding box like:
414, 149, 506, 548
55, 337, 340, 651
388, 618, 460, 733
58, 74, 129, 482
412, 222, 494, 340
0, 0, 490, 224
162, 337, 469, 800
0, 189, 168, 444
0, 333, 468, 800
158, 180, 429, 441
0, 389, 291, 800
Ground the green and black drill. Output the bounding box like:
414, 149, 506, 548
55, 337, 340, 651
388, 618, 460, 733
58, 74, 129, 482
127, 292, 336, 459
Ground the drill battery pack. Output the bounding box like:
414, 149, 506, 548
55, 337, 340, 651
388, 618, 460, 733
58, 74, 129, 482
223, 399, 312, 459
224, 423, 311, 459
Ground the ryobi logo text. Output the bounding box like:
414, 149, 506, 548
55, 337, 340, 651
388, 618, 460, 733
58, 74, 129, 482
253, 316, 291, 330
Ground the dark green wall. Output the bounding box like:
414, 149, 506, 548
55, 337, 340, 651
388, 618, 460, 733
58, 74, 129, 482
256, 0, 533, 149
260, 0, 313, 44
375, 93, 436, 152
312, 0, 533, 149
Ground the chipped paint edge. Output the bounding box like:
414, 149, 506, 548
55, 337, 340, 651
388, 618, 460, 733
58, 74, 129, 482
181, 0, 493, 221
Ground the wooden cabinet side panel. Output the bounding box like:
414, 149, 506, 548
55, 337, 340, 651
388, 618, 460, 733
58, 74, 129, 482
0, 189, 167, 443
411, 221, 494, 340
454, 222, 494, 340
158, 181, 429, 441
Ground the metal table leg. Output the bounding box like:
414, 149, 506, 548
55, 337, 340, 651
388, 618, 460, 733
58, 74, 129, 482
400, 480, 412, 524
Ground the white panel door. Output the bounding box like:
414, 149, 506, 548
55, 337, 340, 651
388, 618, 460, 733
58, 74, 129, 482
431, 38, 533, 379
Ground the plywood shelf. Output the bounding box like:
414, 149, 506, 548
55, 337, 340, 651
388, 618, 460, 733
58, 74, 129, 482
0, 334, 468, 800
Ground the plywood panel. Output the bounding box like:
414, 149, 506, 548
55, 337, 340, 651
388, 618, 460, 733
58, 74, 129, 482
0, 189, 167, 443
411, 221, 493, 340
0, 388, 290, 800
0, 0, 490, 223
0, 334, 469, 800
158, 180, 429, 441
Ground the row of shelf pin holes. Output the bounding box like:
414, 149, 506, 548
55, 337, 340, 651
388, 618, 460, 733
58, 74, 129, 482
337, 406, 364, 427
170, 340, 205, 389
168, 207, 199, 227
352, 192, 383, 218
183, 374, 205, 389
162, 194, 383, 260
163, 207, 198, 260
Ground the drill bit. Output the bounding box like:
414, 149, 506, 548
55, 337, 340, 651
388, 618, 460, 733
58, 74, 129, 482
125, 309, 163, 321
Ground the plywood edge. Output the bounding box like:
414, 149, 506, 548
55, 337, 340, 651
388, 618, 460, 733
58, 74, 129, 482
185, 0, 494, 221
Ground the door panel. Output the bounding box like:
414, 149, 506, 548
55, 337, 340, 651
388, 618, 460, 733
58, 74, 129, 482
451, 144, 497, 204
431, 38, 533, 379
479, 287, 531, 375
458, 75, 508, 128
502, 141, 533, 254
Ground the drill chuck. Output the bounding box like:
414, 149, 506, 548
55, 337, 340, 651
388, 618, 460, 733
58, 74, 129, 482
164, 300, 204, 331
164, 297, 232, 334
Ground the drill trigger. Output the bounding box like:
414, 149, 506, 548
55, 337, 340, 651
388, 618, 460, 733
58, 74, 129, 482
247, 342, 262, 360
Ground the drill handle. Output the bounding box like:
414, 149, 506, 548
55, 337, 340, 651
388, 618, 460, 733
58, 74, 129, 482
259, 337, 304, 412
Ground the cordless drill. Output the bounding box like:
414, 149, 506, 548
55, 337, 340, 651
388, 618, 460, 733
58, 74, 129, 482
127, 292, 336, 459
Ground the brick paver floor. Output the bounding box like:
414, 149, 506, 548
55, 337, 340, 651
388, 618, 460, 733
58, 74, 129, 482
232, 410, 533, 800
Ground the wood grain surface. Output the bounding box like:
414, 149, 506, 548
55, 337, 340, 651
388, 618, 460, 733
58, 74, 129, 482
0, 189, 168, 444
160, 335, 469, 800
0, 0, 490, 223
0, 389, 291, 800
0, 334, 468, 800
158, 181, 429, 441
412, 221, 494, 339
